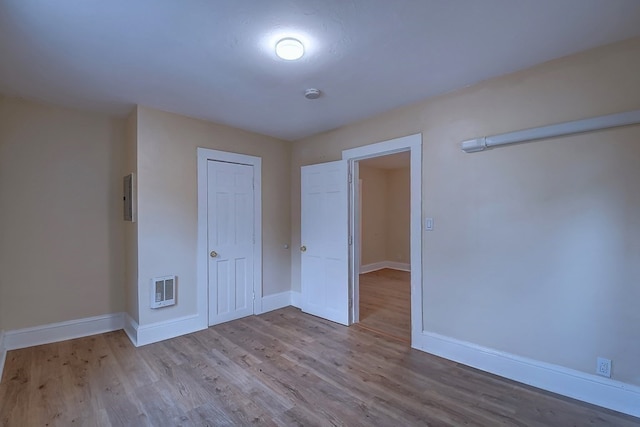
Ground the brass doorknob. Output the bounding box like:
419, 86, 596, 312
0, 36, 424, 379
210, 251, 218, 258
300, 246, 306, 252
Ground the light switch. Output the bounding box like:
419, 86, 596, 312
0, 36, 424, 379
425, 217, 434, 231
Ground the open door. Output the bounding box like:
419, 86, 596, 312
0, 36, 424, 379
300, 160, 349, 325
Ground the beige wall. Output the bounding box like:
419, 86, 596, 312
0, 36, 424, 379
135, 106, 292, 326
387, 167, 410, 264
0, 96, 125, 330
124, 109, 139, 323
0, 95, 4, 334
292, 38, 640, 386
359, 165, 388, 265
359, 165, 410, 266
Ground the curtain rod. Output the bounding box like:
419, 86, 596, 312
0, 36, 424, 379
461, 109, 640, 153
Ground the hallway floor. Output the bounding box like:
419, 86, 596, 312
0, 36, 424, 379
358, 268, 411, 342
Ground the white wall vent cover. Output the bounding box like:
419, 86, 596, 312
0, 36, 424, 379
150, 275, 176, 308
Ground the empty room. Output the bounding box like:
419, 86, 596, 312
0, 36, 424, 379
1, 1, 639, 425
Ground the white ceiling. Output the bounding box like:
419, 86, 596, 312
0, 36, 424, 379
1, 1, 640, 141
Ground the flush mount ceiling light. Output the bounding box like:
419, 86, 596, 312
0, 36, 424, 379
275, 38, 304, 60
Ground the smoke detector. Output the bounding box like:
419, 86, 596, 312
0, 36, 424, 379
304, 88, 321, 100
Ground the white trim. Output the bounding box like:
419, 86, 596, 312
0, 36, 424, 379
197, 147, 263, 327
135, 314, 204, 347
386, 261, 410, 272
413, 331, 640, 418
3, 313, 124, 351
260, 291, 292, 314
360, 261, 388, 274
0, 330, 6, 383
123, 314, 139, 347
342, 133, 422, 340
291, 291, 302, 309
360, 261, 411, 274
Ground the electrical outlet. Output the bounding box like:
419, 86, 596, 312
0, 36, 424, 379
596, 357, 611, 378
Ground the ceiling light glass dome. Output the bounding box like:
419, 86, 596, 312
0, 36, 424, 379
275, 38, 304, 60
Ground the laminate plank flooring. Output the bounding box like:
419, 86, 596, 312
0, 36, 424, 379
359, 269, 411, 342
1, 307, 638, 426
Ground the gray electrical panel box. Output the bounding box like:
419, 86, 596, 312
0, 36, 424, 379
123, 173, 135, 222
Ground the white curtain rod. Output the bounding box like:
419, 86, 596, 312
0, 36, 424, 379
461, 109, 640, 153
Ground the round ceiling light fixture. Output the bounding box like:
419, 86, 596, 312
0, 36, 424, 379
275, 37, 304, 60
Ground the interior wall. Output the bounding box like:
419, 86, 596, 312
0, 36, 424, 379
386, 167, 410, 265
124, 108, 139, 323
359, 165, 388, 266
0, 95, 4, 334
291, 37, 640, 386
0, 96, 126, 330
135, 106, 292, 326
359, 165, 410, 267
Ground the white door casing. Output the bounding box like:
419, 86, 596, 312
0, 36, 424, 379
300, 160, 349, 325
207, 160, 255, 325
197, 147, 262, 329
343, 134, 422, 344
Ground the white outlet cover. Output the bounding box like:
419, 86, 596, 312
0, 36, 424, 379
596, 357, 612, 378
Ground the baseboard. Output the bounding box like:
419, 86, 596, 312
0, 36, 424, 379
360, 261, 411, 274
3, 313, 124, 351
260, 291, 292, 314
413, 331, 640, 418
123, 314, 139, 347
135, 314, 206, 347
0, 330, 6, 383
386, 261, 411, 272
291, 291, 301, 308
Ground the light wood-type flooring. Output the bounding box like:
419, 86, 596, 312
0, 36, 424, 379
1, 307, 638, 426
358, 268, 411, 342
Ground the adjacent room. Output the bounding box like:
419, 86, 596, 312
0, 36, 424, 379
1, 1, 639, 425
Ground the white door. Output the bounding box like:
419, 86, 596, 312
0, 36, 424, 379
208, 160, 255, 325
301, 160, 349, 325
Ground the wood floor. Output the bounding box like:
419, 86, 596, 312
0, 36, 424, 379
1, 307, 637, 426
358, 269, 411, 342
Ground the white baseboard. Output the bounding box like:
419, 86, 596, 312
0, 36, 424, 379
291, 291, 301, 308
413, 331, 640, 418
123, 314, 139, 347
386, 261, 411, 272
260, 291, 292, 314
134, 314, 206, 347
360, 261, 410, 274
0, 330, 6, 383
3, 313, 124, 351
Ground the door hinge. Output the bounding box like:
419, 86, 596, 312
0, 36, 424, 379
253, 292, 255, 300
348, 235, 353, 245
348, 173, 353, 183
349, 297, 353, 309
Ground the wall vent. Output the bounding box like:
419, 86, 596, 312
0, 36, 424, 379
150, 276, 176, 308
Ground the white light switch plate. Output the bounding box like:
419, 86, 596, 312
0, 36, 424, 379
425, 217, 434, 231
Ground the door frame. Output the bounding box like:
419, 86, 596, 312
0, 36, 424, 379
196, 148, 263, 326
342, 134, 422, 344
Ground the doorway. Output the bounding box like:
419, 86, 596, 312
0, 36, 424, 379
357, 152, 411, 342
196, 148, 263, 327
207, 160, 255, 325
343, 133, 422, 346
298, 134, 422, 345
